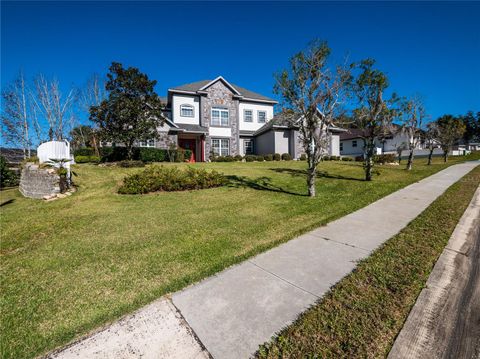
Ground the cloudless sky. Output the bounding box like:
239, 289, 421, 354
2, 1, 479, 122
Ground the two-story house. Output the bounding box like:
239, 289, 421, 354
153, 76, 343, 161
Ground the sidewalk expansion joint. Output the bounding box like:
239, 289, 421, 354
445, 247, 469, 257
247, 260, 320, 299
319, 236, 370, 253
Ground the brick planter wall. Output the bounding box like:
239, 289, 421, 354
19, 163, 61, 199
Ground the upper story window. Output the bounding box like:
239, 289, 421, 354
352, 140, 358, 148
244, 109, 253, 122
180, 104, 194, 117
211, 108, 229, 126
258, 111, 266, 123
138, 139, 155, 148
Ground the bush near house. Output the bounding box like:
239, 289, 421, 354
374, 153, 397, 164
256, 155, 265, 162
355, 156, 364, 162
264, 154, 274, 161
281, 153, 292, 161
0, 156, 19, 188
342, 157, 353, 161
97, 147, 191, 163
245, 155, 256, 162
274, 153, 281, 161
118, 165, 226, 194
234, 155, 243, 161
300, 154, 307, 161
74, 155, 101, 164
73, 148, 95, 157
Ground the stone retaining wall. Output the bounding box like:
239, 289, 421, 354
19, 163, 61, 199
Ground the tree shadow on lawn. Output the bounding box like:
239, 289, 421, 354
270, 167, 365, 182
226, 175, 307, 197
0, 199, 15, 207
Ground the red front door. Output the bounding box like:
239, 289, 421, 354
178, 139, 196, 162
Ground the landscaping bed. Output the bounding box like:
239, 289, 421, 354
0, 156, 478, 359
256, 165, 480, 358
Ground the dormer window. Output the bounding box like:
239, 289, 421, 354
180, 104, 194, 117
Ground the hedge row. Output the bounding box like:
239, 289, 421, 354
73, 147, 191, 163
118, 166, 227, 194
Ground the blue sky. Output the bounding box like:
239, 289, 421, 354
2, 1, 479, 121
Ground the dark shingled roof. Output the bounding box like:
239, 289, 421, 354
175, 124, 208, 133
253, 112, 296, 136
170, 78, 277, 103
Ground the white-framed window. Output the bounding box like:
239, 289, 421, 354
180, 104, 194, 117
244, 109, 253, 122
340, 142, 343, 151
211, 108, 229, 126
258, 111, 266, 123
211, 138, 229, 156
138, 139, 155, 148
244, 139, 254, 154
352, 140, 357, 148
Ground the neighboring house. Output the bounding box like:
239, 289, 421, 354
140, 76, 343, 161
340, 125, 422, 157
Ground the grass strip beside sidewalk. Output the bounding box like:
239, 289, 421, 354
257, 165, 480, 358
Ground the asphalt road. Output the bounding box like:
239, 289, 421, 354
389, 186, 480, 359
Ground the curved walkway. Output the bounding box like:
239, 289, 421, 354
51, 161, 479, 359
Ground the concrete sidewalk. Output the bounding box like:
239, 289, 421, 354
50, 161, 478, 359
172, 161, 479, 359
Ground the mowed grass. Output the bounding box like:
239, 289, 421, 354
256, 165, 480, 358
0, 155, 478, 358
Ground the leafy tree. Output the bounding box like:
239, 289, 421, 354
399, 95, 428, 170
274, 40, 351, 197
435, 115, 465, 162
89, 62, 163, 160
351, 59, 398, 181
0, 155, 19, 188
460, 111, 480, 143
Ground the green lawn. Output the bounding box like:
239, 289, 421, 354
256, 164, 480, 358
0, 155, 478, 358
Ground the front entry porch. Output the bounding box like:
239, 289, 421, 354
178, 134, 205, 162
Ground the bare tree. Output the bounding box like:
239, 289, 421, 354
1, 71, 32, 158
31, 75, 76, 141
435, 115, 466, 162
76, 74, 106, 155
274, 40, 351, 197
352, 59, 398, 181
424, 122, 439, 165
400, 95, 428, 170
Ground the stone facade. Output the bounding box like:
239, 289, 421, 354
20, 163, 61, 199
200, 81, 240, 160
155, 132, 178, 150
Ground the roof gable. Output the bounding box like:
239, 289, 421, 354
198, 76, 241, 95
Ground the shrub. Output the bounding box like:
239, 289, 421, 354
75, 155, 100, 163
273, 153, 281, 161
373, 153, 397, 164
330, 156, 341, 161
281, 153, 292, 161
0, 156, 19, 188
299, 154, 307, 161
234, 155, 243, 161
100, 147, 133, 162
341, 157, 353, 161
355, 155, 364, 162
323, 156, 331, 161
118, 160, 145, 168
224, 155, 235, 162
118, 166, 227, 194
256, 155, 265, 162
74, 147, 95, 157
264, 154, 273, 161
245, 155, 256, 162
139, 148, 167, 163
